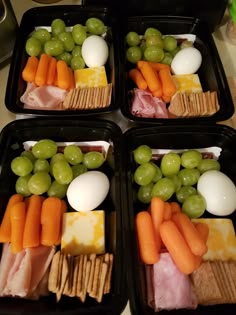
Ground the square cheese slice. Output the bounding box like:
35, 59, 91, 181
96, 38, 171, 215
61, 211, 105, 256
192, 218, 236, 261
74, 66, 108, 88
172, 74, 202, 93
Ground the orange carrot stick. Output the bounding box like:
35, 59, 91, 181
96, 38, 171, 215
194, 222, 209, 244
46, 57, 57, 86
160, 220, 198, 274
136, 211, 159, 264
163, 202, 172, 220
159, 67, 177, 98
10, 201, 26, 253
35, 53, 51, 86
148, 62, 170, 72
161, 94, 171, 103
23, 195, 43, 248
170, 201, 181, 215
129, 68, 147, 90
150, 196, 165, 251
172, 212, 208, 257
22, 56, 39, 83
137, 60, 162, 97
56, 60, 70, 90
67, 66, 75, 90
41, 197, 62, 246
0, 194, 23, 243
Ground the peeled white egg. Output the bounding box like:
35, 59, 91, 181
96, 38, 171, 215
171, 47, 202, 75
197, 170, 236, 216
67, 171, 110, 212
81, 35, 109, 67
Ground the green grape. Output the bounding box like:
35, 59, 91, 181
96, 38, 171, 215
25, 37, 42, 56
197, 159, 221, 174
133, 144, 152, 164
58, 31, 75, 52
151, 163, 162, 183
32, 28, 51, 43
161, 52, 173, 65
71, 56, 85, 70
163, 36, 177, 52
144, 46, 164, 63
137, 182, 154, 204
15, 174, 32, 197
72, 45, 82, 57
20, 150, 36, 163
176, 185, 197, 203
72, 163, 88, 178
52, 160, 73, 185
33, 159, 50, 173
140, 40, 147, 54
28, 171, 51, 195
11, 156, 33, 177
134, 162, 156, 186
126, 46, 142, 64
144, 27, 162, 39
83, 151, 105, 169
160, 152, 181, 177
51, 18, 66, 37
181, 150, 202, 169
47, 180, 68, 199
146, 35, 164, 49
151, 177, 175, 201
168, 174, 182, 192
64, 145, 83, 165
50, 153, 66, 175
57, 51, 72, 66
178, 168, 200, 186
182, 194, 206, 218
72, 24, 87, 45
32, 139, 57, 160
44, 39, 64, 56
85, 17, 106, 35
126, 31, 140, 47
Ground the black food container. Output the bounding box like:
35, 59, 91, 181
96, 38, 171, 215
5, 5, 123, 117
122, 123, 236, 315
0, 118, 127, 315
120, 16, 234, 125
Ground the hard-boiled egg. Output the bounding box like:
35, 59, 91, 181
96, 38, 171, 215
81, 35, 109, 67
197, 170, 236, 216
171, 47, 202, 75
67, 171, 110, 212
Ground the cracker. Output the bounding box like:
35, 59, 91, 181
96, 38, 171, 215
87, 254, 97, 294
70, 256, 79, 298
81, 260, 92, 302
104, 253, 114, 294
48, 251, 60, 293
210, 262, 228, 303
76, 254, 84, 298
96, 262, 108, 303
221, 261, 236, 302
89, 256, 102, 298
57, 254, 69, 302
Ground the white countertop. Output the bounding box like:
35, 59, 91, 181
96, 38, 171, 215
0, 1, 236, 314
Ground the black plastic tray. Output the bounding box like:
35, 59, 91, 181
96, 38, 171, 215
0, 118, 127, 315
5, 5, 123, 117
120, 16, 234, 125
122, 123, 236, 315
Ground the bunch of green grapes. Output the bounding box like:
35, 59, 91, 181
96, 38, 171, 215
25, 17, 107, 70
132, 144, 221, 218
125, 27, 193, 64
11, 139, 105, 199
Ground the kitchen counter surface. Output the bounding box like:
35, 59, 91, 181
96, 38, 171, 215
0, 1, 236, 314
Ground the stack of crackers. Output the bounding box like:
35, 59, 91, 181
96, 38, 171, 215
168, 91, 220, 117
48, 251, 113, 303
62, 84, 112, 110
191, 261, 236, 305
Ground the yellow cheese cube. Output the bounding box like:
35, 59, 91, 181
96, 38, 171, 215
192, 218, 236, 261
172, 74, 202, 93
74, 66, 108, 88
61, 211, 105, 256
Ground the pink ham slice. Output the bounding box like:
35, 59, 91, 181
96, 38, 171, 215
20, 82, 68, 110
130, 88, 169, 119
0, 243, 15, 294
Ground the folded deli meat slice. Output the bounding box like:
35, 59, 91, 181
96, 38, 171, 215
147, 253, 197, 311
0, 243, 56, 298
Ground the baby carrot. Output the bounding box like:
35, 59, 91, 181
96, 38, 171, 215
159, 67, 177, 98
129, 68, 147, 90
148, 62, 170, 72
150, 197, 165, 251
67, 66, 75, 90
41, 197, 62, 246
163, 202, 172, 220
136, 211, 159, 264
161, 94, 171, 103
23, 195, 43, 248
35, 53, 51, 86
160, 220, 198, 274
194, 222, 209, 244
172, 212, 208, 257
10, 201, 26, 253
57, 60, 70, 90
46, 57, 57, 86
22, 56, 39, 83
0, 194, 23, 243
170, 201, 181, 215
137, 60, 162, 96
